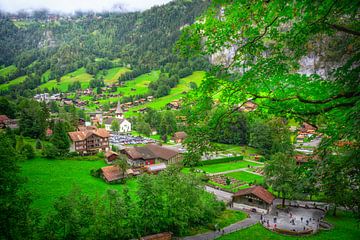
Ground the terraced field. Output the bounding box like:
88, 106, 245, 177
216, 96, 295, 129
97, 67, 131, 84
38, 67, 93, 91
125, 71, 205, 116
0, 75, 27, 91
0, 64, 17, 77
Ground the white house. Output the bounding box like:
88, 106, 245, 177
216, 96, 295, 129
104, 101, 131, 133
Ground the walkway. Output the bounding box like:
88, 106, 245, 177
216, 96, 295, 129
208, 168, 248, 176
205, 186, 233, 202
183, 209, 260, 240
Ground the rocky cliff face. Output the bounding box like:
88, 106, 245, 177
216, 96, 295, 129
209, 32, 355, 78
38, 30, 56, 48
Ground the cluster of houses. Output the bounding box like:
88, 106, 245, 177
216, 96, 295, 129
89, 101, 132, 133
100, 143, 183, 183
296, 122, 318, 143
0, 115, 18, 129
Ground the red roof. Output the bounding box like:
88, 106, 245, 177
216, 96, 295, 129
68, 128, 109, 142
0, 115, 10, 123
233, 186, 275, 204
101, 166, 124, 182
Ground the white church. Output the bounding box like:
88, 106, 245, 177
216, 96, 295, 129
104, 101, 132, 133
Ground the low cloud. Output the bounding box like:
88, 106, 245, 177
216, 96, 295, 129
0, 0, 172, 13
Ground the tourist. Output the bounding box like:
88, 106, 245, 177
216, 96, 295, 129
274, 224, 277, 229
301, 217, 303, 222
273, 217, 277, 223
306, 220, 309, 226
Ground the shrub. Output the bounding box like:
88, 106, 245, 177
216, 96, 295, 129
42, 145, 60, 159
35, 139, 42, 149
90, 168, 101, 178
20, 144, 35, 159
198, 156, 244, 166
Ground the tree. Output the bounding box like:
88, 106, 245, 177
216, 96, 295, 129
114, 155, 129, 182
111, 120, 120, 132
50, 122, 70, 155
0, 132, 39, 239
249, 122, 273, 156
178, 0, 359, 216
20, 144, 35, 160
18, 99, 48, 139
264, 152, 297, 207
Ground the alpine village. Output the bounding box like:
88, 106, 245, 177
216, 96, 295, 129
0, 0, 359, 239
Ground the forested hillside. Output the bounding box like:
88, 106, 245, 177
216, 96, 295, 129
0, 0, 210, 96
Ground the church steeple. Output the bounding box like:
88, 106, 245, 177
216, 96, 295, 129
115, 100, 123, 119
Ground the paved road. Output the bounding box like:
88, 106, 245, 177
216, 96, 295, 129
183, 209, 260, 240
205, 186, 233, 202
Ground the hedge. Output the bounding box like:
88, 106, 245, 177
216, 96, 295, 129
198, 156, 244, 166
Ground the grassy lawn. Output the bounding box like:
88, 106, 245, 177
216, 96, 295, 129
188, 210, 248, 236
98, 70, 160, 105
0, 64, 17, 77
217, 211, 360, 240
97, 67, 131, 84
125, 71, 205, 117
225, 171, 264, 184
19, 157, 137, 214
214, 143, 259, 157
196, 160, 262, 174
38, 67, 93, 91
41, 69, 51, 82
0, 75, 27, 90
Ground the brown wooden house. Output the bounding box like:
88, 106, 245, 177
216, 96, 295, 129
172, 131, 187, 143
232, 186, 274, 212
105, 150, 119, 164
68, 128, 110, 154
122, 144, 183, 167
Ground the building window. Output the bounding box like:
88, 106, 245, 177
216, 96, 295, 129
248, 198, 253, 203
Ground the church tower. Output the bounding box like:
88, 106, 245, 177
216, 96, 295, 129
115, 100, 124, 119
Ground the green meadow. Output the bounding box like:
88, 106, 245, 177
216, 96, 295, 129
19, 157, 138, 214
97, 66, 131, 84
39, 67, 93, 91
0, 75, 27, 91
0, 64, 17, 77
125, 71, 205, 116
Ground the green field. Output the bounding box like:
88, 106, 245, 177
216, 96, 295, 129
98, 66, 131, 84
225, 171, 264, 184
125, 71, 205, 116
39, 67, 93, 91
217, 211, 360, 240
0, 75, 27, 90
20, 157, 137, 213
97, 70, 160, 106
196, 160, 262, 174
0, 64, 17, 77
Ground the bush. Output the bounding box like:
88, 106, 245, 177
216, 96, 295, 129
198, 156, 244, 166
20, 144, 35, 159
90, 168, 101, 178
35, 139, 42, 149
42, 145, 60, 159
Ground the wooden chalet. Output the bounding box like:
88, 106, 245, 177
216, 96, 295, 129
172, 131, 187, 143
232, 186, 275, 212
239, 101, 258, 112
68, 128, 110, 154
166, 100, 181, 110
122, 144, 183, 167
105, 150, 119, 164
101, 165, 125, 183
0, 115, 10, 128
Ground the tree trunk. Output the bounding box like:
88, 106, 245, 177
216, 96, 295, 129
282, 197, 285, 207
333, 204, 337, 216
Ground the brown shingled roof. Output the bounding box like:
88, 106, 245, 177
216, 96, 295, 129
173, 131, 187, 140
68, 128, 109, 142
146, 144, 180, 161
124, 144, 180, 161
105, 150, 119, 158
101, 166, 124, 182
0, 115, 10, 122
233, 186, 275, 204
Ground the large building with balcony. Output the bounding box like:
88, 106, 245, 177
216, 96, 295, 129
68, 128, 110, 154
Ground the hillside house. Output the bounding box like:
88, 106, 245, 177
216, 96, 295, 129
239, 101, 258, 112
101, 165, 125, 183
105, 150, 119, 164
232, 186, 275, 213
122, 144, 183, 167
166, 100, 181, 110
68, 128, 110, 154
172, 131, 187, 143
